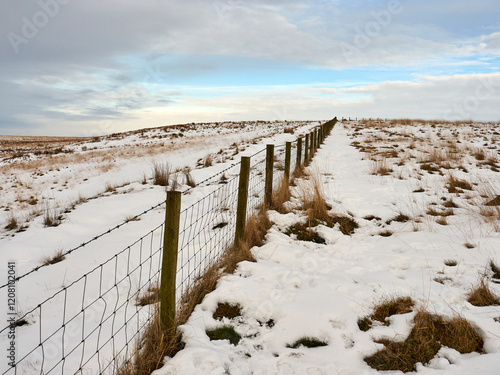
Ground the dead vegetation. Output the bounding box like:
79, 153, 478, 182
365, 310, 483, 372
467, 279, 500, 306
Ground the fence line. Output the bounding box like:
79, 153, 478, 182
1, 118, 337, 374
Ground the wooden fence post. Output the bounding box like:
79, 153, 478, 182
309, 130, 314, 159
265, 144, 274, 207
304, 134, 309, 162
160, 190, 181, 333
284, 142, 291, 181
297, 137, 302, 167
234, 156, 250, 246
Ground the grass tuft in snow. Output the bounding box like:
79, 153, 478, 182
444, 259, 457, 267
365, 310, 483, 373
206, 326, 241, 345
270, 177, 291, 214
41, 249, 66, 266
447, 174, 472, 194
371, 296, 414, 324
490, 260, 500, 279
213, 303, 242, 321
152, 161, 171, 186
286, 337, 328, 349
357, 317, 373, 332
286, 222, 326, 244
467, 279, 500, 306
135, 284, 160, 307
4, 212, 18, 230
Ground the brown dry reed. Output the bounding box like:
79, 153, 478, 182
467, 279, 500, 306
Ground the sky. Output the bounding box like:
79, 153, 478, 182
1, 0, 499, 136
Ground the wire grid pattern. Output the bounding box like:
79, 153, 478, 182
1, 225, 164, 375
176, 167, 241, 304
272, 145, 287, 192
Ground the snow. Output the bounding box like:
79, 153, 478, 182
2, 119, 500, 374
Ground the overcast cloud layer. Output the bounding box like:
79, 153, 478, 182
1, 0, 499, 135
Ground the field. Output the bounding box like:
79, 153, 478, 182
1, 119, 500, 374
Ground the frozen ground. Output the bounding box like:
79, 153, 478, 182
154, 121, 500, 375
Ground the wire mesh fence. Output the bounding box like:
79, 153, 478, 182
1, 224, 164, 375
1, 121, 335, 375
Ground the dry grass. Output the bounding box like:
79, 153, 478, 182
370, 160, 393, 176
301, 176, 330, 224
371, 296, 414, 323
447, 174, 472, 194
43, 207, 62, 227
203, 155, 213, 167
490, 260, 500, 279
41, 249, 66, 265
467, 279, 500, 306
365, 310, 483, 372
270, 177, 291, 214
213, 303, 242, 320
4, 212, 18, 230
183, 168, 196, 188
152, 161, 171, 186
136, 284, 160, 307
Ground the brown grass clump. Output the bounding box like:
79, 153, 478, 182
43, 208, 62, 227
467, 279, 500, 306
490, 260, 500, 279
152, 161, 171, 186
213, 303, 242, 320
447, 174, 472, 193
136, 284, 160, 307
116, 304, 183, 375
4, 213, 18, 230
270, 177, 291, 214
371, 160, 393, 176
41, 249, 66, 265
365, 311, 483, 373
372, 296, 414, 323
301, 183, 330, 224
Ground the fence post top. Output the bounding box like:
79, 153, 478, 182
167, 190, 182, 198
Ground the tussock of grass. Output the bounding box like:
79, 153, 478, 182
213, 303, 242, 320
371, 160, 393, 176
136, 284, 160, 307
444, 259, 458, 267
183, 168, 196, 188
467, 279, 500, 306
152, 161, 171, 186
490, 260, 500, 279
270, 177, 291, 214
357, 317, 373, 332
365, 311, 483, 373
285, 222, 326, 244
43, 208, 62, 227
386, 214, 410, 224
41, 249, 66, 265
447, 174, 472, 193
286, 337, 328, 349
206, 326, 241, 345
372, 296, 414, 323
203, 155, 213, 167
4, 213, 18, 230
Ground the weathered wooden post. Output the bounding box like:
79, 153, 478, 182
160, 190, 181, 333
234, 156, 250, 246
310, 131, 315, 156
297, 137, 302, 167
265, 144, 274, 208
284, 142, 291, 181
304, 134, 309, 162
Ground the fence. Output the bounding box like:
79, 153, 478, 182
0, 118, 337, 374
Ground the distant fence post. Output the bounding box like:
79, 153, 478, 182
284, 142, 291, 181
309, 130, 314, 159
297, 137, 302, 167
234, 156, 250, 246
304, 134, 309, 162
160, 190, 181, 333
265, 144, 274, 207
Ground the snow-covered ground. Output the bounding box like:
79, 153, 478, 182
0, 120, 319, 374
154, 121, 500, 375
1, 119, 500, 374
